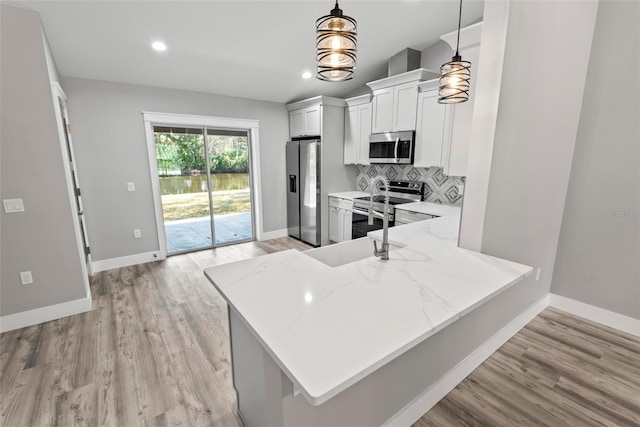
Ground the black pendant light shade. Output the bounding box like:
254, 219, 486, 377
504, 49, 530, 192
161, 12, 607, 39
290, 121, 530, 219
316, 1, 357, 82
439, 0, 471, 104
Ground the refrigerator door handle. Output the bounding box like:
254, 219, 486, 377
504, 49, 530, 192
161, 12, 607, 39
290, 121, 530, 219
289, 175, 297, 193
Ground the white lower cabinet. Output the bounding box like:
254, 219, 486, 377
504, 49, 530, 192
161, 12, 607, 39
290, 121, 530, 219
329, 197, 353, 243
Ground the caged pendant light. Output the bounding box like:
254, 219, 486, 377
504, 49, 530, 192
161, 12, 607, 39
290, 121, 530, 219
438, 0, 471, 104
316, 1, 357, 82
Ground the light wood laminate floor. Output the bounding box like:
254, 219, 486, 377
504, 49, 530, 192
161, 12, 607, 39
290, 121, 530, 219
1, 237, 638, 426
415, 308, 640, 427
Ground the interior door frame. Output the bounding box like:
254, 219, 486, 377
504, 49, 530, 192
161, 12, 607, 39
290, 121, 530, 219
142, 112, 263, 260
51, 82, 92, 296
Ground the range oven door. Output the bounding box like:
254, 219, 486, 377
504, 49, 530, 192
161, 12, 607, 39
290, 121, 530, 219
369, 131, 414, 164
351, 208, 395, 239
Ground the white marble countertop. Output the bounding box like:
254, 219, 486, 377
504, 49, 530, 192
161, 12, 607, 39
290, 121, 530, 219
328, 191, 370, 200
204, 213, 532, 407
395, 201, 461, 218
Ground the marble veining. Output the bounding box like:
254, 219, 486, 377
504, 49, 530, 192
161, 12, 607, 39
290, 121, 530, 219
204, 213, 532, 406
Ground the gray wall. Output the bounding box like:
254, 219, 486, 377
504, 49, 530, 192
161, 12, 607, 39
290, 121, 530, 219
42, 31, 60, 83
342, 41, 452, 100
1, 6, 87, 316
479, 0, 598, 308
420, 40, 452, 73
551, 1, 640, 319
61, 77, 290, 262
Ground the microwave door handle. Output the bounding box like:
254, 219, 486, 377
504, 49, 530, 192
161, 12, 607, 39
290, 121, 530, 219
394, 137, 400, 162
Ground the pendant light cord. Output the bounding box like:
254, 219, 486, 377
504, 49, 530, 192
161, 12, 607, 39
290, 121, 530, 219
455, 0, 463, 56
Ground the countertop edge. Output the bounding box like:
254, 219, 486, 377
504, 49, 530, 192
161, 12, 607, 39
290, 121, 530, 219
302, 265, 532, 405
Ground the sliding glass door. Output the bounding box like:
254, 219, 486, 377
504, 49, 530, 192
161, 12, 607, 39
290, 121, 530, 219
207, 129, 254, 246
154, 126, 254, 255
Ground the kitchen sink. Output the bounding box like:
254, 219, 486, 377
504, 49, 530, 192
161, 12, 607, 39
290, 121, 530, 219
304, 237, 403, 267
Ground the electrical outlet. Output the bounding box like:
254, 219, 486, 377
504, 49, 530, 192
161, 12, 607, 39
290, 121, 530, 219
133, 229, 142, 239
127, 182, 135, 192
20, 271, 33, 285
535, 268, 541, 281
457, 184, 465, 195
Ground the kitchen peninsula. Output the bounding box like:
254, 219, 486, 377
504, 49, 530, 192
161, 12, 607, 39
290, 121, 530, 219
204, 214, 532, 425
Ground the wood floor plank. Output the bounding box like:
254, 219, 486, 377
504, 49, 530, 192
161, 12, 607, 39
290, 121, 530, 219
539, 309, 640, 369
3, 237, 638, 427
487, 351, 622, 427
512, 327, 640, 390
516, 331, 640, 396
412, 403, 458, 427
527, 316, 605, 359
483, 354, 621, 427
544, 307, 640, 349
553, 376, 640, 427
179, 300, 230, 373
447, 376, 533, 426
54, 382, 99, 427
0, 324, 41, 394
416, 305, 640, 426
490, 342, 561, 389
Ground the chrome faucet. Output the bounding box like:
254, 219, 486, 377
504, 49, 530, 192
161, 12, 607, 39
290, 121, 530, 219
369, 175, 390, 260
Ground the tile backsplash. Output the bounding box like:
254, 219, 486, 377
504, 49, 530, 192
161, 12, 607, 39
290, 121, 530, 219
352, 165, 465, 206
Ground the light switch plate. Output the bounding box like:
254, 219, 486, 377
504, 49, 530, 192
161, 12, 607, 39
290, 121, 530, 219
20, 271, 33, 285
457, 185, 465, 195
127, 182, 136, 192
133, 229, 142, 239
3, 198, 25, 213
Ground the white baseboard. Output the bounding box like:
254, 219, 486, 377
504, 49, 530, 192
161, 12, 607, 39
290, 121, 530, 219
258, 228, 288, 241
386, 295, 550, 426
92, 251, 161, 273
0, 296, 92, 333
549, 293, 640, 337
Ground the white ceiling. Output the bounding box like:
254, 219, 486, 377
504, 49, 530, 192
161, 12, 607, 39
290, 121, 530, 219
6, 0, 484, 104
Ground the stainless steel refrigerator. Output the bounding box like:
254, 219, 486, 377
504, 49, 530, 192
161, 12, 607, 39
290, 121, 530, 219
286, 137, 321, 246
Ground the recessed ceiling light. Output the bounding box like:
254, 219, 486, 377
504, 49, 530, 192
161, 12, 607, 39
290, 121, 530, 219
152, 41, 167, 52
302, 71, 313, 79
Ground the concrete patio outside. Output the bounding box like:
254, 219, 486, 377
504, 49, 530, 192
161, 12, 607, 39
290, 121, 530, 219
164, 211, 253, 254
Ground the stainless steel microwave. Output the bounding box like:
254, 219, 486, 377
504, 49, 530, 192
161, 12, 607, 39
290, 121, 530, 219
368, 131, 415, 164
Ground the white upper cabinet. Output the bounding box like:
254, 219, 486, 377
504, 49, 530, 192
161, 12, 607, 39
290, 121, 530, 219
367, 69, 438, 134
371, 87, 394, 133
289, 105, 321, 138
344, 94, 372, 165
394, 82, 421, 131
371, 82, 419, 133
414, 79, 451, 168
440, 22, 482, 176
289, 109, 305, 137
